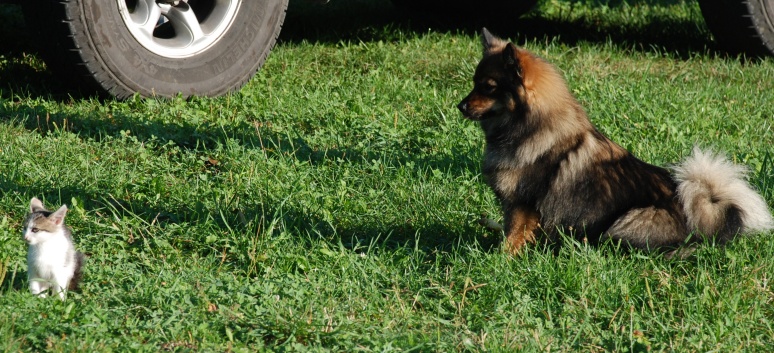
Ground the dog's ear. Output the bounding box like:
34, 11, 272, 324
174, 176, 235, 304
481, 27, 503, 54
481, 28, 496, 49
502, 42, 523, 79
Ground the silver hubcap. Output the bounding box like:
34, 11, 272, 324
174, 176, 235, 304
118, 0, 241, 58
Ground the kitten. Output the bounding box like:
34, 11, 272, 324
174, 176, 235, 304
23, 197, 84, 300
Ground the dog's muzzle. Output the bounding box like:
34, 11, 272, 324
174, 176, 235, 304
457, 97, 482, 120
457, 100, 468, 114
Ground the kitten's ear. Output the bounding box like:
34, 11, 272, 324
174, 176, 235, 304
30, 197, 46, 213
50, 205, 68, 226
502, 43, 523, 79
481, 27, 503, 54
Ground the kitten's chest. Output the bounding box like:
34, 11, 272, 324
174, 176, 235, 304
28, 236, 71, 272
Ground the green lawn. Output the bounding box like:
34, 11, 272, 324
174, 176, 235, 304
1, 0, 773, 351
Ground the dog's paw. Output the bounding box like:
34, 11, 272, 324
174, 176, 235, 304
663, 244, 698, 260
477, 214, 503, 231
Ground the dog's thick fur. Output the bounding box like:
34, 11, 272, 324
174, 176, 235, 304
457, 28, 773, 255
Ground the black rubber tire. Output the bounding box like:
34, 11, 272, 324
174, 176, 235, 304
22, 0, 288, 99
698, 0, 774, 56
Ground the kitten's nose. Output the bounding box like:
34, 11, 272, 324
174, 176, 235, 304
457, 101, 467, 113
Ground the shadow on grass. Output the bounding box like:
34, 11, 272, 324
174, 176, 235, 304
0, 98, 479, 171
278, 0, 714, 57
0, 263, 27, 293
0, 5, 75, 101
0, 100, 492, 257
1, 0, 720, 100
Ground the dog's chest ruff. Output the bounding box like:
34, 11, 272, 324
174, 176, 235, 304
483, 148, 530, 201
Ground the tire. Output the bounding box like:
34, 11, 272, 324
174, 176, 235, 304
698, 0, 774, 56
23, 0, 288, 99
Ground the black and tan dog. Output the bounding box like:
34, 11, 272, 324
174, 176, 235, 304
458, 28, 773, 256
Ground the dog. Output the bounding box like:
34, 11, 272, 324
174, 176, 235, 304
457, 28, 773, 256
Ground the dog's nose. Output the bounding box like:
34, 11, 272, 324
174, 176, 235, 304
457, 101, 467, 112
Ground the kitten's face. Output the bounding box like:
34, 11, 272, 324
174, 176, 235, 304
23, 198, 67, 245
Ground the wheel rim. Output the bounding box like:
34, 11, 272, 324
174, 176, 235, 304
118, 0, 241, 58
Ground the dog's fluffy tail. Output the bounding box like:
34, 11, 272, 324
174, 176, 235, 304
674, 148, 773, 243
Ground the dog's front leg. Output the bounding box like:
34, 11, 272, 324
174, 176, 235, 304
504, 207, 541, 254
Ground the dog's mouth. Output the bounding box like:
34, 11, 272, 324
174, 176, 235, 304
457, 93, 508, 121
460, 112, 481, 121
457, 100, 496, 121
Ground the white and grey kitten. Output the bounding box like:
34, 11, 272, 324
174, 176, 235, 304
23, 197, 84, 300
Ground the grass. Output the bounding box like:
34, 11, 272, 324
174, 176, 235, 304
1, 0, 773, 351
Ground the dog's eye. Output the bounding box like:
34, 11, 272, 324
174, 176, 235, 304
480, 80, 497, 93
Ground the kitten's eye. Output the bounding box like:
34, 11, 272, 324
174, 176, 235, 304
31, 227, 39, 233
